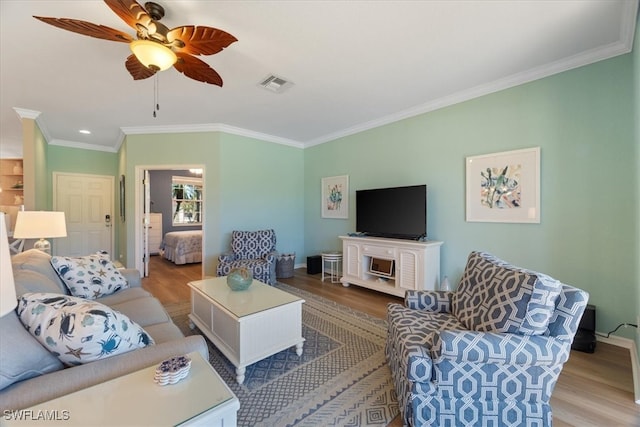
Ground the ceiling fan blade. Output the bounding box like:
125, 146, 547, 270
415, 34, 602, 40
104, 0, 154, 34
125, 54, 157, 80
174, 52, 223, 86
167, 26, 237, 56
33, 16, 133, 43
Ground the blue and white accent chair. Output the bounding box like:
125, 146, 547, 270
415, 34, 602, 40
386, 251, 589, 426
216, 229, 278, 285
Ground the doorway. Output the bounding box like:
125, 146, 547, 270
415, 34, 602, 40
53, 172, 114, 256
133, 165, 205, 278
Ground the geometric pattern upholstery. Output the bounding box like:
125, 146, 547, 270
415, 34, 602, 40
386, 252, 589, 426
451, 251, 563, 336
216, 229, 278, 285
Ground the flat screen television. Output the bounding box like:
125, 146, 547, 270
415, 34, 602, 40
356, 184, 427, 240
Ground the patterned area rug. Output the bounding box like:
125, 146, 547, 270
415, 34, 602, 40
171, 282, 399, 426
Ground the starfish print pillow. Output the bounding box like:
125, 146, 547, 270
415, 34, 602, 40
51, 254, 129, 299
17, 293, 154, 366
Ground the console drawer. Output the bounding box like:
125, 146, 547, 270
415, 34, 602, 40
362, 244, 396, 258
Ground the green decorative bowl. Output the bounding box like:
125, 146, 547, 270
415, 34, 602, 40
226, 267, 253, 291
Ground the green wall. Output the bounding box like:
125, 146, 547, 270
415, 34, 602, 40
218, 133, 305, 259
122, 132, 304, 276
47, 145, 119, 178
304, 53, 638, 338
633, 12, 640, 359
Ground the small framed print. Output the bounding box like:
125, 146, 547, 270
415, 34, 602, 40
321, 175, 349, 219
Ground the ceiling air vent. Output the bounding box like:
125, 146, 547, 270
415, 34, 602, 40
258, 74, 294, 93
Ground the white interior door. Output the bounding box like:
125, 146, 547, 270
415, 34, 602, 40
54, 173, 114, 256
143, 170, 150, 276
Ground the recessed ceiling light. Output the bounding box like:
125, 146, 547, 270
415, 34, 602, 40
79, 129, 91, 135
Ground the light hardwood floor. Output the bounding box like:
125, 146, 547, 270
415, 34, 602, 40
142, 256, 640, 426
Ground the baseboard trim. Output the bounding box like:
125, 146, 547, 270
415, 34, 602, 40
595, 334, 640, 405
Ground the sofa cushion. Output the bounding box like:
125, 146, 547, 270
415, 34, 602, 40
143, 322, 187, 344
107, 296, 171, 327
96, 287, 152, 307
50, 255, 129, 299
11, 249, 68, 295
451, 252, 562, 335
0, 311, 64, 391
17, 293, 154, 366
12, 269, 66, 297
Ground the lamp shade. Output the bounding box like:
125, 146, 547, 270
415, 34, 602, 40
13, 211, 67, 239
130, 40, 177, 71
0, 213, 17, 317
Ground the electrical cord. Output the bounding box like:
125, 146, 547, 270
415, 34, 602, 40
595, 323, 638, 338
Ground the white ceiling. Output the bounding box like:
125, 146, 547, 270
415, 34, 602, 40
1, 1, 637, 157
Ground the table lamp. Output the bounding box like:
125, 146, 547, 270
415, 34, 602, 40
13, 211, 67, 254
0, 213, 17, 317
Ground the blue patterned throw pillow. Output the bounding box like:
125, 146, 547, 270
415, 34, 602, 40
17, 293, 154, 366
50, 254, 129, 299
452, 252, 562, 335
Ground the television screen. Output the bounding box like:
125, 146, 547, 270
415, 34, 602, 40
356, 185, 427, 240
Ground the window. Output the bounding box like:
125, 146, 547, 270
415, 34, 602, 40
172, 176, 203, 226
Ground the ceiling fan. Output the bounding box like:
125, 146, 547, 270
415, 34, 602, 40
33, 0, 237, 86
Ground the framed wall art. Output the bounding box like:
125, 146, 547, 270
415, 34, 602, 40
466, 147, 540, 223
321, 175, 349, 219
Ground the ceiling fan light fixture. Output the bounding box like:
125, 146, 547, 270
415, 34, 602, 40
130, 40, 177, 71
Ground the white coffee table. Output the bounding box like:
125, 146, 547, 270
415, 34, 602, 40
1, 352, 239, 426
188, 277, 305, 384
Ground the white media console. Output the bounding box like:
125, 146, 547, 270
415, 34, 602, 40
339, 235, 443, 297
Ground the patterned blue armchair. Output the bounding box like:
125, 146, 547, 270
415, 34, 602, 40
216, 229, 277, 285
386, 251, 589, 426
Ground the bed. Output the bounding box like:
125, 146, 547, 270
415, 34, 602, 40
162, 230, 202, 265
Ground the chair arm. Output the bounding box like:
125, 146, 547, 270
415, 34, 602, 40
405, 290, 452, 312
264, 250, 278, 264
218, 252, 237, 263
433, 330, 571, 366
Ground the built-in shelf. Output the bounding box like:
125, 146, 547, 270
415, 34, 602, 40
0, 159, 24, 207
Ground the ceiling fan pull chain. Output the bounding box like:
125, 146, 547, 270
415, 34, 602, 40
152, 74, 156, 117
152, 73, 160, 118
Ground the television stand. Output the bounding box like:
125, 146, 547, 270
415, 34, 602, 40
339, 235, 443, 297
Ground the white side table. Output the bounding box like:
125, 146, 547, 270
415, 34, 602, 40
2, 352, 239, 426
321, 251, 343, 283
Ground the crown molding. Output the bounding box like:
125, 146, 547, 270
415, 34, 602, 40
304, 4, 638, 148
13, 108, 41, 120
120, 123, 305, 149
48, 139, 118, 153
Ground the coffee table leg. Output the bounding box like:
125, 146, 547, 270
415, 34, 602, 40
236, 366, 246, 384
295, 342, 304, 356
